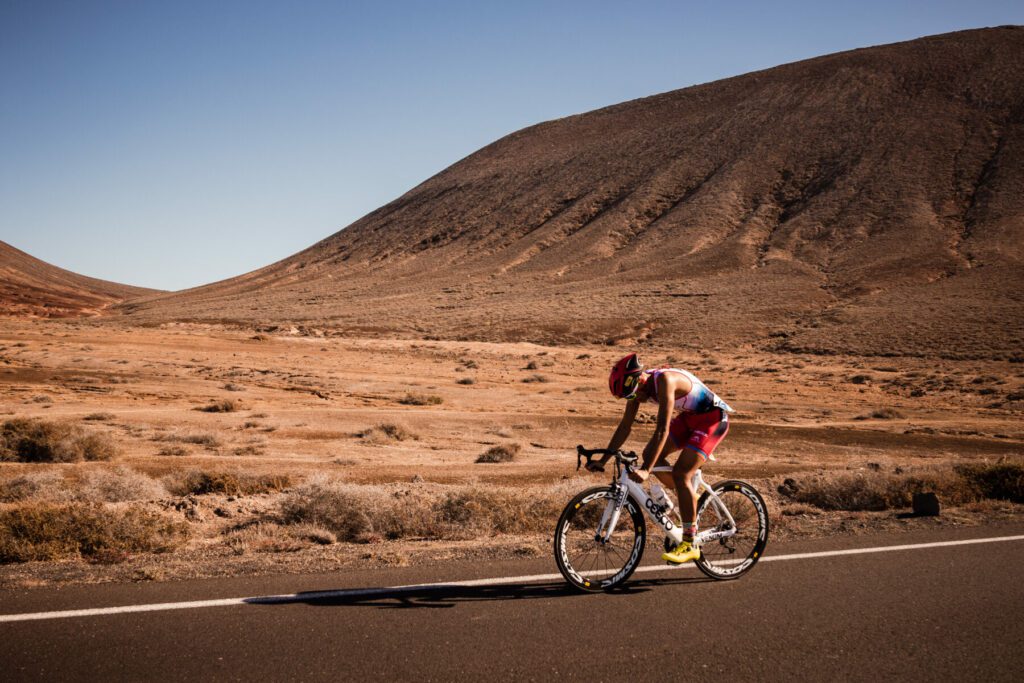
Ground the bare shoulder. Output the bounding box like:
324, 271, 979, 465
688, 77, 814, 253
665, 369, 693, 394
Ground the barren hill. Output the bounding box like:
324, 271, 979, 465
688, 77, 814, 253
123, 27, 1023, 359
0, 241, 155, 318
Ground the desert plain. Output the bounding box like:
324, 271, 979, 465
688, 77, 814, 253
1, 316, 1021, 588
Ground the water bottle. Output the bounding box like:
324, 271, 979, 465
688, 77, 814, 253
650, 483, 675, 513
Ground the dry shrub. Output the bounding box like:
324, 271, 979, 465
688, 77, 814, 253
158, 445, 189, 456
780, 503, 820, 516
358, 422, 418, 443
0, 471, 68, 503
224, 522, 335, 555
164, 470, 292, 496
870, 408, 905, 419
956, 463, 1024, 503
280, 478, 576, 543
232, 445, 266, 457
456, 377, 476, 385
182, 433, 220, 447
76, 467, 167, 502
1, 468, 165, 504
777, 466, 1007, 511
399, 393, 443, 406
196, 399, 238, 413
788, 471, 963, 511
0, 418, 118, 463
281, 480, 409, 541
522, 374, 549, 383
82, 412, 115, 421
222, 383, 245, 392
154, 431, 221, 448
476, 443, 521, 463
0, 503, 188, 563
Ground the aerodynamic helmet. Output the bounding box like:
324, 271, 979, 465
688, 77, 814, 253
609, 353, 644, 399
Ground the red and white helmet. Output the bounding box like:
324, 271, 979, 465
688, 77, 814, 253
609, 353, 643, 399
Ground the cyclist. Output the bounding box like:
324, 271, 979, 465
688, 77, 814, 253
588, 353, 734, 564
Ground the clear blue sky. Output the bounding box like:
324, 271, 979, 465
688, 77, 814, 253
2, 1, 1022, 291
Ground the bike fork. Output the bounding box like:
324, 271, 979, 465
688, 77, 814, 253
595, 484, 629, 543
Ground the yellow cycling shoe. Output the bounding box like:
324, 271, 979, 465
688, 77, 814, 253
662, 541, 701, 564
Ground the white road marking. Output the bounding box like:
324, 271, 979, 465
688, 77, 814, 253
2, 533, 1022, 623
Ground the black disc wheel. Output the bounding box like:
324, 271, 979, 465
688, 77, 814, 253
554, 486, 646, 592
694, 480, 769, 580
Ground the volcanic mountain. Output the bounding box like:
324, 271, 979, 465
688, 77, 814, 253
0, 241, 156, 318
124, 27, 1023, 358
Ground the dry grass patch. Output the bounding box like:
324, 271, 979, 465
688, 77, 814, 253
82, 412, 115, 421
164, 470, 293, 496
857, 408, 906, 420
196, 399, 239, 413
398, 393, 443, 406
357, 422, 418, 443
232, 445, 267, 457
224, 522, 335, 555
0, 418, 118, 463
0, 503, 188, 563
476, 443, 521, 463
280, 478, 576, 543
153, 431, 221, 449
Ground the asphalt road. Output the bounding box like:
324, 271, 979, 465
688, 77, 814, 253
2, 523, 1023, 681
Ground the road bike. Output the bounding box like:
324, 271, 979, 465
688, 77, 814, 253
554, 446, 769, 592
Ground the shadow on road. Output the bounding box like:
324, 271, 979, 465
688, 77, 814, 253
245, 575, 712, 611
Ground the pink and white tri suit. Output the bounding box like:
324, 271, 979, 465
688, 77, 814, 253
639, 368, 734, 461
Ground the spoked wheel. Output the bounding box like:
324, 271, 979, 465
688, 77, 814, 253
554, 486, 646, 592
694, 480, 769, 580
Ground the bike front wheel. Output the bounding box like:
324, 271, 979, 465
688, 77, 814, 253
695, 480, 769, 580
554, 486, 647, 592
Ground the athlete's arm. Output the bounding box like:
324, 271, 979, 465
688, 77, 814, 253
591, 399, 639, 469
634, 373, 674, 482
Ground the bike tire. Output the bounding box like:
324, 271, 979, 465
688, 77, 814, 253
554, 486, 647, 592
694, 479, 769, 580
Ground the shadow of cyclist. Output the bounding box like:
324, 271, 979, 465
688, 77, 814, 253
244, 575, 712, 611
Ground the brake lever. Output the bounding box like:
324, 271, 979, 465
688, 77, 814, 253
577, 445, 605, 472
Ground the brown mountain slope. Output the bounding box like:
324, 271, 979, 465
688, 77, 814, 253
0, 241, 155, 318
124, 27, 1024, 359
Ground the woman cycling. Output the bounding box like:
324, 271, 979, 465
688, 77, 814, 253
588, 353, 734, 564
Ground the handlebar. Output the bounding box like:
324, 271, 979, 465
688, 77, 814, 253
576, 445, 639, 472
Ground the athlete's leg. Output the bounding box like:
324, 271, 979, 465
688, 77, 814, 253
651, 428, 684, 503
661, 447, 704, 563
651, 444, 682, 520
672, 448, 704, 537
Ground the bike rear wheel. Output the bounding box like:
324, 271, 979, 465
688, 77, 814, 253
554, 486, 646, 592
694, 480, 769, 580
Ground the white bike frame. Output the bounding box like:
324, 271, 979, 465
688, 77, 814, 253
596, 464, 738, 546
